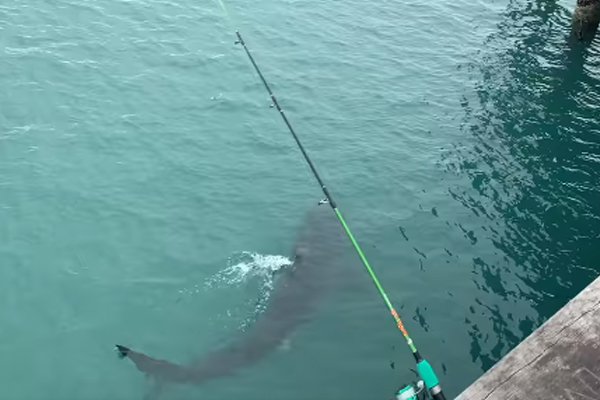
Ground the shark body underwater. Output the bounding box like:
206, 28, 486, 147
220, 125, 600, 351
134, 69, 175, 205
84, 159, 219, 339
116, 203, 348, 392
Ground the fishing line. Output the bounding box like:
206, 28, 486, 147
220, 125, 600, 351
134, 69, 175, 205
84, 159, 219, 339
215, 3, 447, 400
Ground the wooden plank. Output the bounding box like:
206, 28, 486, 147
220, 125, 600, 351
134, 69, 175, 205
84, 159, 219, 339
455, 275, 600, 400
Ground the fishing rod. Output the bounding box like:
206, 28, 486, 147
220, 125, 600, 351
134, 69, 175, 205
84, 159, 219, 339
233, 31, 447, 400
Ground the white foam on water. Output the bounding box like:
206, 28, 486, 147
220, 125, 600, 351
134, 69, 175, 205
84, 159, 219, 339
178, 251, 291, 296
205, 251, 291, 289
177, 252, 292, 332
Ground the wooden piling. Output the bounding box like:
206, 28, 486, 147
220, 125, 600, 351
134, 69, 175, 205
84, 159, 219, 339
571, 0, 600, 42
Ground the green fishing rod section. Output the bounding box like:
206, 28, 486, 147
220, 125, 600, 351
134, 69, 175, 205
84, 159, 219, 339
233, 31, 447, 400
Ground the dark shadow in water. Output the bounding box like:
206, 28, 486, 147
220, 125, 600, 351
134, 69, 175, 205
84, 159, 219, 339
445, 0, 600, 373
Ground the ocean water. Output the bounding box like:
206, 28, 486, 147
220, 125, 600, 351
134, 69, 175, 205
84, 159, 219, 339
1, 0, 599, 399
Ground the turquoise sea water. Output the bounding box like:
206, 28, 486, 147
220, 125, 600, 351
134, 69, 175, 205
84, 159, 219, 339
1, 0, 599, 398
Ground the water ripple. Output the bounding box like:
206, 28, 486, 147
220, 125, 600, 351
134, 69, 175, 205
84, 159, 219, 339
446, 0, 600, 372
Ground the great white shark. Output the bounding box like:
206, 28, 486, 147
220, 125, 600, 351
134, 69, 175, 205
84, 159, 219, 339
116, 202, 347, 393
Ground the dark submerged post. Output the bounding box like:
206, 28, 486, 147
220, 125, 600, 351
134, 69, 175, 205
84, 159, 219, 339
571, 0, 600, 42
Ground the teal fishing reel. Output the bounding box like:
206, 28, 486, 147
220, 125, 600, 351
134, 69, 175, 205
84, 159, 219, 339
393, 380, 427, 400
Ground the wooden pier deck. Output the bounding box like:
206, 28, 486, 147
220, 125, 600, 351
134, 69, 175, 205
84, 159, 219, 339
455, 275, 600, 400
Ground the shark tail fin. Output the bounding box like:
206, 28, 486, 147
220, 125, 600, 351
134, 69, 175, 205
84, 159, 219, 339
115, 344, 131, 359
